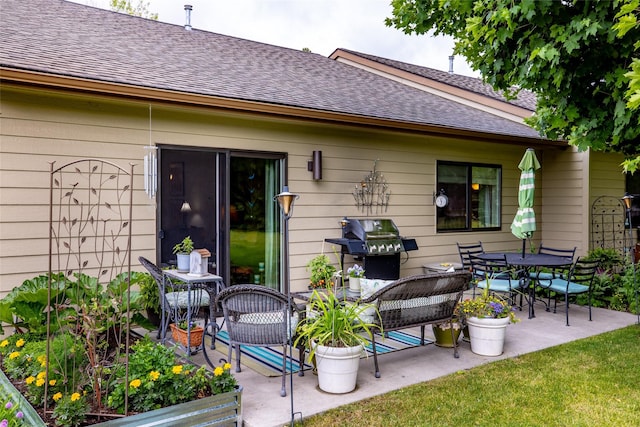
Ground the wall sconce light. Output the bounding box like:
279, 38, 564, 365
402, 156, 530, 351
307, 150, 322, 180
472, 183, 480, 191
143, 145, 158, 198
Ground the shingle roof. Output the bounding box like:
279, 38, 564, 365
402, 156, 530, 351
0, 0, 544, 140
338, 49, 537, 112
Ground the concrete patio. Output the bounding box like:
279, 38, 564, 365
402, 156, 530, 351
181, 303, 638, 427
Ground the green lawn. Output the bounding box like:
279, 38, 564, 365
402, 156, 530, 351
299, 325, 640, 426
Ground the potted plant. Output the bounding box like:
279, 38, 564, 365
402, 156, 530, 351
306, 254, 337, 289
170, 319, 204, 349
455, 285, 519, 356
294, 287, 379, 394
432, 318, 462, 348
346, 264, 365, 292
172, 236, 194, 272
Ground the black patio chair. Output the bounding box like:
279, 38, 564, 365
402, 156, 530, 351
138, 256, 211, 344
469, 254, 525, 307
456, 241, 484, 272
530, 244, 576, 281
216, 284, 305, 397
535, 257, 599, 326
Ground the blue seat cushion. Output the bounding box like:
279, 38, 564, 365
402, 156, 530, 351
544, 279, 589, 295
476, 278, 518, 293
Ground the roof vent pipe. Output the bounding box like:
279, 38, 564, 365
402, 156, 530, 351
184, 5, 192, 31
448, 55, 454, 74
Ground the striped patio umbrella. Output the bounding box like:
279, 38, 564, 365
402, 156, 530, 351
510, 148, 541, 257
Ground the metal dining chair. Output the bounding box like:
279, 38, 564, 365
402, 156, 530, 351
530, 245, 576, 281
469, 254, 525, 307
138, 256, 211, 344
535, 257, 599, 326
457, 242, 484, 272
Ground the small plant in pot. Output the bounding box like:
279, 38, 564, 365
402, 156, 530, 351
306, 254, 337, 289
172, 235, 194, 272
432, 318, 462, 348
346, 264, 365, 292
294, 286, 380, 394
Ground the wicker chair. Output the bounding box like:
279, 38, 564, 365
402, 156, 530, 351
138, 256, 213, 345
359, 271, 471, 378
216, 284, 305, 397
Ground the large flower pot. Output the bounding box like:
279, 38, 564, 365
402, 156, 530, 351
313, 342, 363, 394
466, 316, 510, 356
432, 323, 462, 348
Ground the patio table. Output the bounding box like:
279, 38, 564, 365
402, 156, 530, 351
476, 252, 573, 319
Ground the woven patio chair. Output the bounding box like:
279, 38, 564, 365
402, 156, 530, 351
216, 284, 305, 397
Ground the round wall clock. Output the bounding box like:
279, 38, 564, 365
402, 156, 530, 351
435, 194, 448, 208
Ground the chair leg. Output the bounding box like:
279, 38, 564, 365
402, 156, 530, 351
420, 325, 425, 346
588, 292, 592, 321
229, 343, 241, 373
280, 343, 287, 397
451, 326, 459, 358
565, 295, 570, 326
371, 334, 380, 378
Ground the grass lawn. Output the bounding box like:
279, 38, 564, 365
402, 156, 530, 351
299, 325, 640, 426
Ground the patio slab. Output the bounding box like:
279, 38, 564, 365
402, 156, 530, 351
179, 304, 638, 427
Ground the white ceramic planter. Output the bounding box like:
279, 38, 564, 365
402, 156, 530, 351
349, 277, 361, 292
466, 316, 510, 356
176, 253, 190, 272
313, 342, 363, 394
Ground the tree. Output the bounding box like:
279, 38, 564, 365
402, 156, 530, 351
386, 0, 640, 173
110, 0, 158, 20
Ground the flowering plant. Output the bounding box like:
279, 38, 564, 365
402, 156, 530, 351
347, 264, 365, 278
455, 286, 519, 324
0, 401, 24, 426
306, 254, 337, 289
177, 320, 198, 330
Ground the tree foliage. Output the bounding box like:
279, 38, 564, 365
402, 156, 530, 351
386, 0, 640, 173
110, 0, 158, 20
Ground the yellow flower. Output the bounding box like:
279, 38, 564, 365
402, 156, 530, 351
214, 366, 224, 376
15, 338, 25, 347
0, 340, 8, 347
49, 379, 57, 386
129, 379, 141, 389
9, 351, 20, 360
25, 376, 35, 385
36, 378, 45, 387
223, 362, 232, 370
172, 365, 183, 375
149, 371, 160, 381
37, 371, 46, 379
71, 393, 81, 402
52, 392, 63, 401
37, 355, 47, 367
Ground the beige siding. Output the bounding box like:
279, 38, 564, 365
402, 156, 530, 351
0, 85, 595, 295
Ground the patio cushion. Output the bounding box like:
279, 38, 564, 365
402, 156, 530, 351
360, 278, 394, 323
237, 311, 299, 338
165, 291, 210, 308
545, 279, 589, 295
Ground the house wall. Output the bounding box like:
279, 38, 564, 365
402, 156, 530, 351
0, 85, 622, 295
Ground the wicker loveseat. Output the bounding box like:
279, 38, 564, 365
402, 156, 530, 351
359, 271, 472, 378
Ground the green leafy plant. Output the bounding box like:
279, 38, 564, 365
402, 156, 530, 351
172, 236, 194, 255
306, 254, 337, 289
51, 392, 89, 427
294, 287, 379, 358
137, 272, 160, 312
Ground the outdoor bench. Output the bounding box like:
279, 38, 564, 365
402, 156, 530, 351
359, 271, 472, 378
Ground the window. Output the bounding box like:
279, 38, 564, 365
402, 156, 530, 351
436, 161, 501, 232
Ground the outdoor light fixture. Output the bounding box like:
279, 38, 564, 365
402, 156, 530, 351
143, 145, 157, 198
621, 193, 639, 324
274, 185, 300, 424
307, 150, 322, 180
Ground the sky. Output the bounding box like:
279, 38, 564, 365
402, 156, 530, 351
71, 0, 479, 77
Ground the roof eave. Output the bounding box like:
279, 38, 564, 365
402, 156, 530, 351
1, 67, 565, 148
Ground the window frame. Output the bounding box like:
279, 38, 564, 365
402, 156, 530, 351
436, 160, 502, 233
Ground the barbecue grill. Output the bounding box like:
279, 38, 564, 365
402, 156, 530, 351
325, 218, 418, 280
